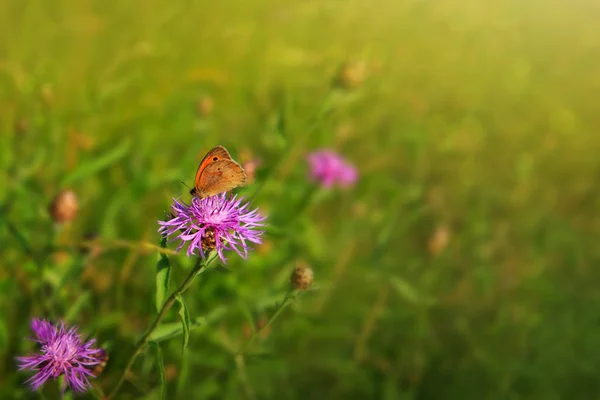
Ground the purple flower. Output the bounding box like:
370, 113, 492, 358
17, 319, 105, 393
307, 149, 358, 188
158, 193, 266, 263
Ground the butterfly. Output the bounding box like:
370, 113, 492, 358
190, 145, 247, 198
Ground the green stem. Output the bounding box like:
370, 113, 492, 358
235, 290, 298, 357
108, 254, 216, 399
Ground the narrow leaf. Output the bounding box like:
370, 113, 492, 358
60, 139, 131, 186
150, 342, 167, 400
149, 306, 227, 343
390, 277, 436, 306
175, 295, 191, 353
156, 238, 171, 313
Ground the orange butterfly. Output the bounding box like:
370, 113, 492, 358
190, 145, 247, 198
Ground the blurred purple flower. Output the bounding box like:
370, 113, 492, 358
17, 319, 104, 393
158, 193, 266, 263
307, 149, 358, 188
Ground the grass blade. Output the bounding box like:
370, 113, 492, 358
149, 306, 226, 343
60, 139, 132, 186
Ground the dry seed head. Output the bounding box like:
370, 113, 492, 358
49, 189, 78, 224
291, 265, 314, 291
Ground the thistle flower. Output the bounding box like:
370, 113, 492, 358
158, 193, 266, 263
307, 149, 358, 188
17, 319, 105, 393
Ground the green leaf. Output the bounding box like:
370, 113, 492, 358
150, 342, 167, 400
390, 277, 436, 306
149, 306, 227, 343
60, 138, 132, 186
150, 321, 190, 343
156, 238, 171, 313
175, 295, 191, 353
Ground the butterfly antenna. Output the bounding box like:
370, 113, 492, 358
181, 181, 192, 190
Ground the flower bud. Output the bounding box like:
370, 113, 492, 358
291, 265, 314, 291
49, 190, 78, 224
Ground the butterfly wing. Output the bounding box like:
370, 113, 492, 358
195, 160, 247, 198
191, 146, 247, 198
194, 145, 233, 186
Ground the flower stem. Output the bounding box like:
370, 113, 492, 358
235, 290, 298, 357
108, 253, 216, 398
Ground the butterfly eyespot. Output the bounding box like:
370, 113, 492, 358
213, 157, 218, 161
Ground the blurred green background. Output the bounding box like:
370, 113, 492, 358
2, 0, 600, 398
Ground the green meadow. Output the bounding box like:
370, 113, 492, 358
1, 0, 600, 398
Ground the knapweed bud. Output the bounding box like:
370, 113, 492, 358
291, 265, 313, 291
196, 95, 214, 117
49, 190, 78, 224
